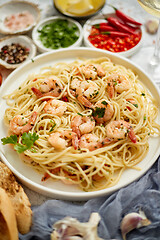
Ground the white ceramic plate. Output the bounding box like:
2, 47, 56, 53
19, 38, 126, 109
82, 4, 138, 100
83, 12, 144, 58
0, 48, 159, 201
0, 0, 40, 35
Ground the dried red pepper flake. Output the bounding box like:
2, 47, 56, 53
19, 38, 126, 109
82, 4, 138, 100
61, 96, 69, 102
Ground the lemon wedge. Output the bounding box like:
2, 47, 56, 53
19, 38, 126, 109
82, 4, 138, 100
66, 0, 94, 15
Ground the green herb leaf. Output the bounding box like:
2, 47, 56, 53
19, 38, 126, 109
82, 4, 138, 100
101, 101, 108, 105
49, 123, 56, 132
92, 107, 105, 118
1, 135, 17, 145
1, 132, 39, 153
38, 19, 79, 50
14, 143, 28, 153
133, 103, 138, 108
77, 112, 83, 116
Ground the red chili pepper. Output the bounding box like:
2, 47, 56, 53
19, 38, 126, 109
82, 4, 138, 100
0, 73, 2, 86
101, 31, 130, 37
61, 96, 69, 102
110, 5, 142, 26
94, 23, 116, 32
107, 17, 138, 35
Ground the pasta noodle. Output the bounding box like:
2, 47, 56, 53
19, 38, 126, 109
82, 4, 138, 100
3, 57, 160, 191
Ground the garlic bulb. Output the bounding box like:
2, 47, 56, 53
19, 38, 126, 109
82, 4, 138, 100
51, 212, 103, 240
120, 210, 151, 240
145, 18, 159, 34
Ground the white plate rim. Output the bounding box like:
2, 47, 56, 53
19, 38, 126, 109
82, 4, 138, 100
0, 47, 159, 201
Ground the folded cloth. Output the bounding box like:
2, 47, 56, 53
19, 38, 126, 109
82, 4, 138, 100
19, 156, 160, 240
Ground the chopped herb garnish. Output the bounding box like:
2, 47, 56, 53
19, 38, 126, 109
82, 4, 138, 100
144, 116, 146, 120
1, 132, 39, 153
101, 101, 108, 105
92, 107, 105, 118
77, 112, 83, 116
49, 123, 56, 132
133, 103, 138, 108
38, 19, 79, 50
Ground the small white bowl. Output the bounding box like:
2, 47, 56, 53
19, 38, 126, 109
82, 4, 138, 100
0, 0, 40, 35
83, 12, 143, 58
0, 35, 37, 69
32, 16, 83, 53
54, 0, 105, 19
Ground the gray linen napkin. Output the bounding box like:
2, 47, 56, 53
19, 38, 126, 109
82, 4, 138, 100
19, 156, 160, 240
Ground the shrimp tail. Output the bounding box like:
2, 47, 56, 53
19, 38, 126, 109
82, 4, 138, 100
107, 80, 114, 99
72, 126, 81, 139
77, 94, 94, 109
29, 112, 38, 125
128, 128, 137, 143
72, 135, 79, 150
31, 87, 59, 101
101, 137, 114, 146
31, 87, 43, 98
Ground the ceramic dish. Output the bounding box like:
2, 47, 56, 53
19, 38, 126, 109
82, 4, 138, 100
53, 0, 105, 19
83, 13, 144, 58
0, 35, 37, 69
0, 48, 159, 201
32, 16, 83, 53
0, 0, 40, 35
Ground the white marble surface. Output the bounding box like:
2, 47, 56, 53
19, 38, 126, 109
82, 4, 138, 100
0, 0, 159, 206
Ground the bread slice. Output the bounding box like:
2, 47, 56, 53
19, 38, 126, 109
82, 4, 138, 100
0, 161, 32, 234
0, 187, 18, 240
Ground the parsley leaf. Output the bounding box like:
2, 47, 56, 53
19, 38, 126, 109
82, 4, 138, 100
1, 132, 39, 154
49, 123, 56, 132
14, 143, 28, 153
92, 107, 105, 118
1, 135, 17, 145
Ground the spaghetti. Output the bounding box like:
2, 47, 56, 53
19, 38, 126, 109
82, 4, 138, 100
3, 57, 160, 191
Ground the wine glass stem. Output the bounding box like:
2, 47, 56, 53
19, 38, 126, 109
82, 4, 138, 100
150, 19, 160, 66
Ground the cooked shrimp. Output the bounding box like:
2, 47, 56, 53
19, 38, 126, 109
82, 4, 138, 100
31, 76, 63, 98
74, 80, 99, 108
76, 87, 94, 109
80, 81, 99, 100
81, 64, 105, 80
107, 74, 131, 98
106, 120, 137, 143
79, 133, 113, 151
48, 131, 78, 150
44, 99, 67, 117
71, 115, 95, 138
70, 78, 81, 90
93, 100, 114, 124
9, 112, 37, 135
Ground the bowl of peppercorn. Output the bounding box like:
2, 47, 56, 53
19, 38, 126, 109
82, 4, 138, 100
32, 16, 83, 53
0, 35, 37, 69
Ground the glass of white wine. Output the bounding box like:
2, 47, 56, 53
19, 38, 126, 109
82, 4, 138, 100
137, 0, 160, 82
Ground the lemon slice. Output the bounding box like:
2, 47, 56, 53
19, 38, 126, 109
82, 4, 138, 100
66, 0, 94, 15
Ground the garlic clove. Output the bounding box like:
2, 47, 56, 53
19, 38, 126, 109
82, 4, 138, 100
51, 212, 103, 240
120, 210, 151, 240
145, 18, 159, 34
